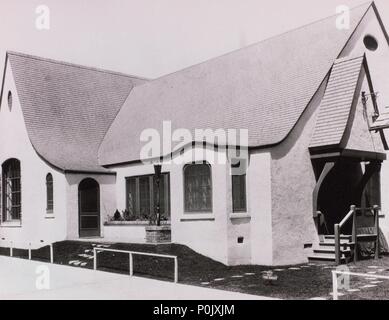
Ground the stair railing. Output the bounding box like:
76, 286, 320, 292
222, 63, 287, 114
334, 205, 381, 265
334, 205, 357, 265
373, 205, 380, 260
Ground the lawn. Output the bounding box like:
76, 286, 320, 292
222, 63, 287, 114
1, 241, 388, 300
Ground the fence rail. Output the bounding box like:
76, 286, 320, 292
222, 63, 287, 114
93, 247, 178, 283
332, 270, 389, 300
0, 239, 54, 263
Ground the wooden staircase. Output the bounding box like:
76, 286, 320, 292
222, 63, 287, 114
308, 205, 381, 265
308, 235, 353, 263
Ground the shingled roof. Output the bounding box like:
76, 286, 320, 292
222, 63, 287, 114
6, 52, 147, 172
98, 2, 373, 166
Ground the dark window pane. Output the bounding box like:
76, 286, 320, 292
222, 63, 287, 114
126, 174, 171, 220
2, 159, 21, 222
127, 178, 137, 217
184, 164, 212, 212
46, 173, 53, 211
232, 174, 247, 212
139, 176, 150, 217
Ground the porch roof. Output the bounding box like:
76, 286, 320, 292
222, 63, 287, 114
370, 111, 389, 130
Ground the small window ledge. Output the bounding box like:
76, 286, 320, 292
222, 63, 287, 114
230, 213, 251, 220
45, 214, 55, 220
180, 214, 215, 222
0, 221, 22, 228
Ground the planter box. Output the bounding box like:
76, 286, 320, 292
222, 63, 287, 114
104, 220, 170, 226
145, 225, 171, 244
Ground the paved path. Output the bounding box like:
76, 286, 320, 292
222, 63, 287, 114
0, 256, 274, 300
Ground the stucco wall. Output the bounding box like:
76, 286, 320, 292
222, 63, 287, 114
269, 78, 327, 266
65, 173, 116, 240
0, 61, 68, 249
248, 150, 272, 265
112, 144, 273, 265
113, 146, 230, 264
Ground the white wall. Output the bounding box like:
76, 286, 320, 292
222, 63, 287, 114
113, 144, 273, 265
114, 146, 230, 263
0, 61, 67, 249
248, 150, 272, 265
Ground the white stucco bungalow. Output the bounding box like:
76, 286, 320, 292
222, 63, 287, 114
2, 1, 389, 266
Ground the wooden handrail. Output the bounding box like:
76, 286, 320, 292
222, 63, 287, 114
335, 205, 356, 265
334, 205, 381, 265
339, 207, 355, 228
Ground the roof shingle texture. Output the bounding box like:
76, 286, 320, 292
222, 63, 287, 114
310, 56, 365, 149
98, 3, 371, 166
8, 52, 147, 172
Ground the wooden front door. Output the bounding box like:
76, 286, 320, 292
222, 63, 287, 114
79, 178, 100, 237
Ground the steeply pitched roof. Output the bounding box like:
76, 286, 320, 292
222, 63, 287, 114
98, 3, 373, 166
310, 56, 365, 149
7, 52, 147, 172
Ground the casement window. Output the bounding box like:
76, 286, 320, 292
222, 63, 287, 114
1, 159, 21, 222
126, 173, 170, 220
231, 160, 247, 213
184, 163, 212, 213
46, 173, 53, 213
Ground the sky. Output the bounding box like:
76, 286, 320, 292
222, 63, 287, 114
0, 0, 388, 79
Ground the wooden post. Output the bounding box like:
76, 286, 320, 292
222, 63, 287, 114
174, 257, 178, 283
351, 205, 357, 263
374, 205, 380, 260
28, 243, 32, 260
50, 244, 54, 264
93, 248, 97, 270
335, 224, 341, 265
129, 253, 133, 276
332, 271, 339, 300
9, 241, 13, 257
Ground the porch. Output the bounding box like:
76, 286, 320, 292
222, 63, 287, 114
309, 150, 387, 264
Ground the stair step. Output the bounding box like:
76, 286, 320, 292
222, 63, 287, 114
357, 234, 378, 241
325, 235, 352, 240
319, 241, 353, 247
308, 254, 346, 263
314, 248, 351, 255
311, 251, 350, 259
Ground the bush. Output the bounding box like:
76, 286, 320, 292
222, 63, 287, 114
113, 210, 122, 221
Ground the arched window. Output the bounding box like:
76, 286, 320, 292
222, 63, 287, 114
1, 159, 21, 222
184, 163, 212, 213
46, 173, 53, 213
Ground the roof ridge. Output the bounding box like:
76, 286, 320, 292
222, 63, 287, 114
147, 1, 372, 83
6, 50, 150, 81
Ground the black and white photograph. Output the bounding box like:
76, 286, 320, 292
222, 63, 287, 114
1, 0, 389, 305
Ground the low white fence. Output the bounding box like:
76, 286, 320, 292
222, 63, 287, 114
332, 270, 389, 300
93, 247, 178, 283
0, 239, 54, 263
